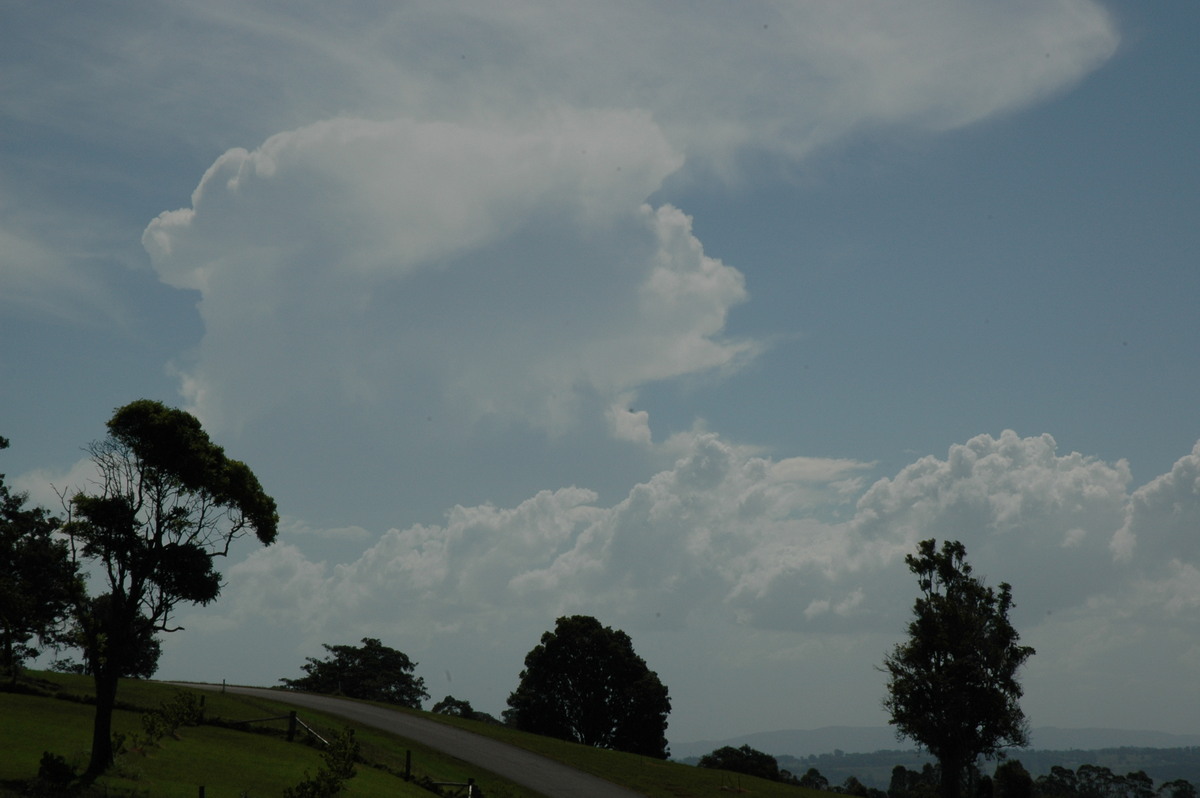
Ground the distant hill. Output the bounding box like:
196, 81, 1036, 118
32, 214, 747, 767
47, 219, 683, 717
672, 726, 1200, 760
673, 727, 1200, 791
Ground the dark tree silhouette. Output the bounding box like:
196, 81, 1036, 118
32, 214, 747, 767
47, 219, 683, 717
63, 400, 277, 777
281, 637, 429, 708
698, 744, 790, 782
505, 615, 671, 758
0, 436, 82, 682
882, 539, 1035, 798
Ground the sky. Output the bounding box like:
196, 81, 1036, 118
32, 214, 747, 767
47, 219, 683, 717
2, 1, 1199, 748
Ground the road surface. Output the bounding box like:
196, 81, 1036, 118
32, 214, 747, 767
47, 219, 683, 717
178, 684, 644, 798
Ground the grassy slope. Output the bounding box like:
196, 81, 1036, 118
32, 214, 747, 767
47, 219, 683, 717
2, 672, 831, 798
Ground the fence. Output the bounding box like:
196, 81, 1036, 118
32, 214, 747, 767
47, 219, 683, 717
235, 708, 479, 796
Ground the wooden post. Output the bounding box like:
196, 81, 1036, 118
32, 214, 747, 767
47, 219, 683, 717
405, 750, 412, 781
198, 786, 205, 798
287, 710, 298, 742
467, 777, 475, 796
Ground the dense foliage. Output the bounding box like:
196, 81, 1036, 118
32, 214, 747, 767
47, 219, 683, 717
778, 748, 1200, 797
699, 744, 797, 783
281, 637, 429, 709
0, 435, 81, 682
882, 539, 1035, 798
505, 614, 671, 758
62, 399, 278, 777
432, 694, 500, 723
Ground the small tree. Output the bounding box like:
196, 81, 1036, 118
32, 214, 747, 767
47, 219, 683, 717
800, 768, 830, 791
881, 539, 1035, 798
993, 760, 1033, 798
431, 695, 499, 723
505, 615, 671, 758
281, 637, 429, 708
0, 436, 82, 682
62, 400, 278, 777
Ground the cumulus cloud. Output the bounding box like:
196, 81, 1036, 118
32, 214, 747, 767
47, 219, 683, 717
207, 429, 1168, 646
1114, 440, 1200, 563
142, 113, 758, 437
165, 430, 1200, 733
203, 433, 871, 642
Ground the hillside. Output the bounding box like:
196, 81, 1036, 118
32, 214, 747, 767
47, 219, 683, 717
1, 672, 832, 798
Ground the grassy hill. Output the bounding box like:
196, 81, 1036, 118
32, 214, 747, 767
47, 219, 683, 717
1, 671, 830, 798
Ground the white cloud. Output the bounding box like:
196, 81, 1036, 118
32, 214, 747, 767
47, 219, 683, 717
25, 2, 1112, 171
162, 431, 1200, 735
201, 430, 1174, 647
1114, 440, 1200, 563
142, 113, 759, 438
203, 433, 872, 639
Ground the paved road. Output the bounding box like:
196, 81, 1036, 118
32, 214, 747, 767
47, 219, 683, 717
178, 684, 644, 798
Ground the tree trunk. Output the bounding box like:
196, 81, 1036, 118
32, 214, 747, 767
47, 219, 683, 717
940, 755, 963, 798
85, 665, 121, 779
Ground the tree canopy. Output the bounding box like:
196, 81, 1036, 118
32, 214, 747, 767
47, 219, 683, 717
881, 539, 1035, 798
0, 435, 81, 682
281, 637, 429, 709
505, 614, 671, 758
63, 400, 278, 777
698, 744, 792, 783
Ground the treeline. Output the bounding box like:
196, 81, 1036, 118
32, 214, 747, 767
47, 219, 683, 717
768, 749, 1200, 795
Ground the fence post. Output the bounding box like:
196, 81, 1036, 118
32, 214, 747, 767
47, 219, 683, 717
287, 710, 298, 742
198, 786, 205, 798
467, 777, 475, 796
405, 750, 412, 781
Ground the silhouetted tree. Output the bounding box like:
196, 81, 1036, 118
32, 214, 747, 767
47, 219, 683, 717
842, 775, 888, 798
1158, 780, 1197, 798
62, 400, 278, 777
281, 637, 428, 708
892, 765, 939, 798
1037, 766, 1080, 798
431, 695, 499, 723
801, 767, 831, 791
881, 539, 1035, 798
698, 745, 790, 782
994, 760, 1034, 798
505, 615, 671, 758
0, 436, 82, 682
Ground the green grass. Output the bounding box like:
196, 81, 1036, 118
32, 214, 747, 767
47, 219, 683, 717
2, 672, 834, 798
417, 712, 832, 798
0, 672, 528, 798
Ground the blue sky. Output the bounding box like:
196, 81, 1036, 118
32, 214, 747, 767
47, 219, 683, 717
3, 2, 1198, 745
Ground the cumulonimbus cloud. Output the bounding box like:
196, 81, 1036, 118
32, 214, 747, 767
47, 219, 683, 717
143, 113, 755, 436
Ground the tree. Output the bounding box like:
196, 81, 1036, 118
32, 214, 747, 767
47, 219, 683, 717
891, 765, 939, 798
505, 615, 671, 758
881, 539, 1035, 798
281, 637, 429, 708
800, 767, 830, 791
993, 760, 1033, 798
1037, 766, 1080, 798
0, 435, 82, 682
1159, 780, 1197, 798
432, 695, 499, 723
698, 745, 788, 782
62, 400, 278, 777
